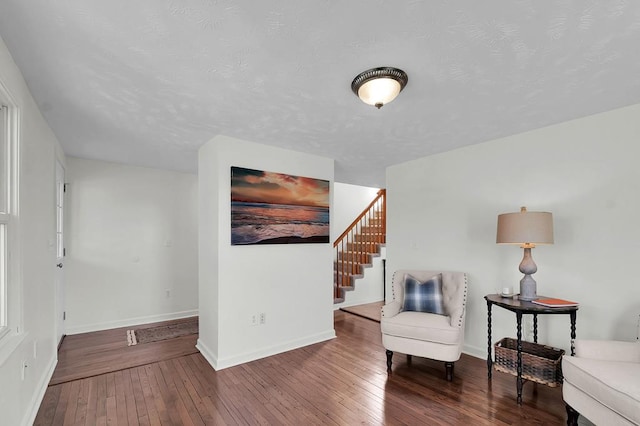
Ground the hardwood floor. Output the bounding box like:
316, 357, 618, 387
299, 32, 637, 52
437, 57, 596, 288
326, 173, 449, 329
340, 301, 384, 322
35, 311, 568, 425
50, 317, 199, 385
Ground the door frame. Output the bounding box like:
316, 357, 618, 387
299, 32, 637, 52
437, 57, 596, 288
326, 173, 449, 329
55, 159, 65, 346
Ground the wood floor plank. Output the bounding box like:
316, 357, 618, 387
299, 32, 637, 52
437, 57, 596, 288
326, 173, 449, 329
128, 368, 149, 425
121, 369, 140, 425
33, 384, 62, 426
183, 354, 240, 424
150, 361, 194, 426
50, 317, 199, 385
82, 377, 97, 426
72, 379, 88, 426
157, 359, 205, 426
136, 365, 162, 426
35, 311, 568, 425
104, 395, 116, 426
61, 380, 80, 425
143, 364, 174, 425
114, 370, 129, 425
93, 374, 107, 425
170, 357, 217, 424
188, 354, 248, 424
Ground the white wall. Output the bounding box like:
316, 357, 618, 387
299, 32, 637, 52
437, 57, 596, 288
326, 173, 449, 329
198, 135, 335, 370
64, 157, 198, 333
387, 103, 640, 359
331, 182, 380, 241
0, 36, 64, 426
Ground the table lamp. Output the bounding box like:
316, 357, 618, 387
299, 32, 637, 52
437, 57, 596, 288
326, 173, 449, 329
496, 206, 554, 301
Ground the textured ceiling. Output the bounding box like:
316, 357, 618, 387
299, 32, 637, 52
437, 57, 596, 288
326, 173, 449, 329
1, 1, 640, 187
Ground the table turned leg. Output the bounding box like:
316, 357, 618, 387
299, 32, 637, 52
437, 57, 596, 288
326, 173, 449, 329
533, 314, 538, 343
487, 301, 493, 379
570, 311, 577, 356
516, 312, 523, 404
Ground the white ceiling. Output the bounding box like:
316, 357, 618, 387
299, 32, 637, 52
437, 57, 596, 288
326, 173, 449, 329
1, 1, 640, 187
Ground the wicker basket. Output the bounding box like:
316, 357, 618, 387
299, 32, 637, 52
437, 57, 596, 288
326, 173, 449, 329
494, 337, 565, 387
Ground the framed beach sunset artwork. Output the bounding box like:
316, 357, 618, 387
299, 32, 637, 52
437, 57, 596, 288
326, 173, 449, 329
230, 167, 330, 245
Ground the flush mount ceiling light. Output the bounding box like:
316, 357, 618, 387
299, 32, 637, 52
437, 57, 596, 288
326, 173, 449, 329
351, 67, 408, 109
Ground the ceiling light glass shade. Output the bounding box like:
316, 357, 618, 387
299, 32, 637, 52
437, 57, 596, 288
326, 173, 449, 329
351, 67, 408, 109
357, 78, 401, 107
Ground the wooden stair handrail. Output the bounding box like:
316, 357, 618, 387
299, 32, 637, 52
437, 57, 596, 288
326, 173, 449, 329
334, 189, 386, 301
333, 189, 386, 247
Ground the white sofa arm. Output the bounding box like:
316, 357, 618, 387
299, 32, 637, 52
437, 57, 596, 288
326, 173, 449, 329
381, 301, 401, 319
574, 339, 640, 362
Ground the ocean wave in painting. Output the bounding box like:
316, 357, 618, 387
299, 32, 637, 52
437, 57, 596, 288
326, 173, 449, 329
231, 202, 329, 245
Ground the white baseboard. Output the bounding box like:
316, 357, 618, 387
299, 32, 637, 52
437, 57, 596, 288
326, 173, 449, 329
22, 355, 57, 426
195, 338, 218, 369
463, 343, 487, 360
65, 309, 199, 335
198, 329, 337, 371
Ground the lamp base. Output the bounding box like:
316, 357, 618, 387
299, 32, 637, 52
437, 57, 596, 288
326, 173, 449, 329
519, 274, 537, 301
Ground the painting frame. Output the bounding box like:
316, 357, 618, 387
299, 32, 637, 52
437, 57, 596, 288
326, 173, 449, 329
230, 166, 330, 245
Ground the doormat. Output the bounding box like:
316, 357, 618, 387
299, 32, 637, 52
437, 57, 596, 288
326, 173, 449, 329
127, 318, 198, 346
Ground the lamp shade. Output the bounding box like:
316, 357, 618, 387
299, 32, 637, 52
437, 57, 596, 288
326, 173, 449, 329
496, 207, 554, 245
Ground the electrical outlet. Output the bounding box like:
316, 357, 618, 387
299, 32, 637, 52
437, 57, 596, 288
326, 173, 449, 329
259, 313, 266, 325
250, 314, 258, 326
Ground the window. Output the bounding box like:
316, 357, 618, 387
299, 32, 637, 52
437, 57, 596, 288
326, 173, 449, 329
0, 105, 6, 212
0, 104, 9, 336
0, 93, 18, 346
0, 222, 6, 335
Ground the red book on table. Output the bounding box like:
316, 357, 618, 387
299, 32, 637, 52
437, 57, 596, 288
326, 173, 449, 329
532, 298, 579, 307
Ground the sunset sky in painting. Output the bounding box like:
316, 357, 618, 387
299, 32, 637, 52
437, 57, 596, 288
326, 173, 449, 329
231, 167, 329, 208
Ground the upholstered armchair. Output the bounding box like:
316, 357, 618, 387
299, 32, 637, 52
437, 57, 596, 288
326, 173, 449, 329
380, 270, 468, 381
562, 339, 640, 426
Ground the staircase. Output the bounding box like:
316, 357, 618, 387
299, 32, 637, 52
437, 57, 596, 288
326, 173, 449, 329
334, 189, 386, 303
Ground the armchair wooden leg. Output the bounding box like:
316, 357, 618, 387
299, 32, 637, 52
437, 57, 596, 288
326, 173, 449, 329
445, 362, 454, 381
386, 350, 393, 374
565, 404, 579, 426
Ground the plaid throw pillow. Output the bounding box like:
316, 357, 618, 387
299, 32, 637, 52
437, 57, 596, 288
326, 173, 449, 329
401, 273, 446, 315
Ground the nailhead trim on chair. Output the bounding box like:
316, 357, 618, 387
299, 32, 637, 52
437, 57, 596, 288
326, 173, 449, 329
384, 270, 403, 318
455, 274, 468, 328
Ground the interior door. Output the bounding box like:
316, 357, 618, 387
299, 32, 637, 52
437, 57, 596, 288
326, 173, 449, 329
55, 159, 65, 345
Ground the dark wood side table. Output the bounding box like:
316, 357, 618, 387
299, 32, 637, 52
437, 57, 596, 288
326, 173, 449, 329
485, 294, 578, 404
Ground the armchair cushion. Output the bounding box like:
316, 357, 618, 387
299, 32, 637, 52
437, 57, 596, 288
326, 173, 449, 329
381, 311, 461, 345
400, 273, 446, 315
